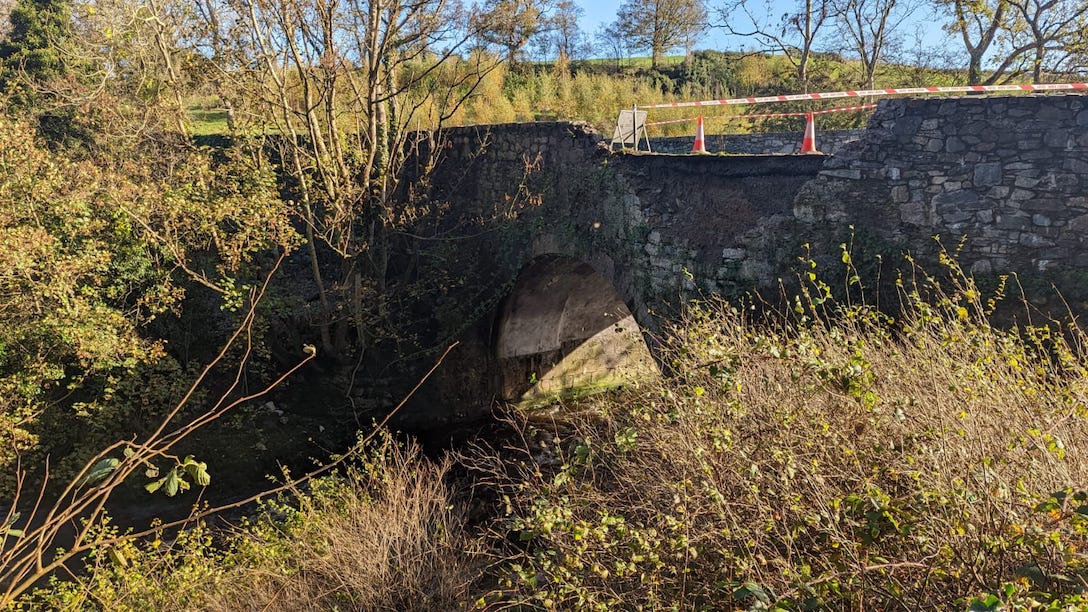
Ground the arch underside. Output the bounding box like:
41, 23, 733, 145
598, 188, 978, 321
495, 256, 659, 406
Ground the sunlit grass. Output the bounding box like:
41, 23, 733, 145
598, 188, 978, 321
29, 250, 1088, 609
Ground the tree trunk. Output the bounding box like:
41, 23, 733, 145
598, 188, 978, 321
968, 53, 983, 85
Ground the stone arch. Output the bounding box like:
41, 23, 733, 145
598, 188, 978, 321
494, 255, 660, 406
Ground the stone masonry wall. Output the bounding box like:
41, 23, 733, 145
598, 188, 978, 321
794, 95, 1088, 283
428, 97, 1088, 329
609, 154, 825, 303
432, 121, 607, 206
411, 100, 1088, 418
427, 121, 827, 324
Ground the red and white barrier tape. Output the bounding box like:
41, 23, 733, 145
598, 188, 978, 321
638, 82, 1088, 110
645, 104, 877, 126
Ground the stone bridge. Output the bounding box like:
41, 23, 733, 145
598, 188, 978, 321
410, 94, 1088, 415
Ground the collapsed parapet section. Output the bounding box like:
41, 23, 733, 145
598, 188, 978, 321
649, 129, 866, 155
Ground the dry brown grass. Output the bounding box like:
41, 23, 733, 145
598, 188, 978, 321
18, 435, 479, 611
20, 255, 1088, 610
468, 260, 1088, 609
194, 437, 477, 611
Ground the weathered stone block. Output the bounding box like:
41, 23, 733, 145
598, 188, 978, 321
892, 114, 923, 138
1010, 188, 1034, 201
943, 210, 974, 223
1019, 233, 1056, 247
1065, 214, 1088, 232
740, 260, 772, 280
1021, 149, 1059, 161
1045, 129, 1072, 148
995, 214, 1032, 230
1039, 247, 1070, 260
1030, 198, 1068, 212
970, 259, 993, 275
1065, 158, 1088, 174
1036, 105, 1069, 121
900, 201, 929, 226
946, 137, 966, 153
973, 162, 1002, 187
934, 189, 982, 211
823, 169, 863, 180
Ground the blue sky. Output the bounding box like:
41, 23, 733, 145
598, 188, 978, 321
571, 0, 951, 61
575, 0, 623, 34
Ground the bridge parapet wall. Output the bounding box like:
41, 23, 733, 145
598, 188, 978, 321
426, 121, 826, 322
795, 95, 1088, 293
432, 121, 606, 206
429, 97, 1088, 321
405, 100, 1088, 418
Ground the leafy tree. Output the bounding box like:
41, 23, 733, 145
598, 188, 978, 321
937, 0, 1011, 84
1002, 0, 1088, 82
531, 0, 590, 60
0, 103, 293, 492
0, 0, 70, 91
830, 0, 921, 88
596, 21, 634, 68
0, 114, 168, 487
190, 0, 499, 366
611, 0, 708, 69
934, 0, 1086, 83
715, 0, 832, 90
472, 0, 548, 65
0, 0, 79, 142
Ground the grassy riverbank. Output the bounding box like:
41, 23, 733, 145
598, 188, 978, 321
19, 257, 1088, 610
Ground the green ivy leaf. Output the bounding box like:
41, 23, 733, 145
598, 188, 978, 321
182, 457, 211, 487
77, 458, 120, 487
734, 582, 770, 604
163, 469, 180, 496
2, 512, 23, 538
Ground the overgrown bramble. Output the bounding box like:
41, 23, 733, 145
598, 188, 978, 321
474, 245, 1088, 609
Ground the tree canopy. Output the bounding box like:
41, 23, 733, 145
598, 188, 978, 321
611, 0, 707, 68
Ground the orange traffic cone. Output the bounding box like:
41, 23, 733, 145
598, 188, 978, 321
800, 112, 820, 154
692, 116, 708, 154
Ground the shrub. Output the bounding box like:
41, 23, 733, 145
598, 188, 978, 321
20, 251, 1088, 610
20, 433, 477, 611
471, 255, 1088, 609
